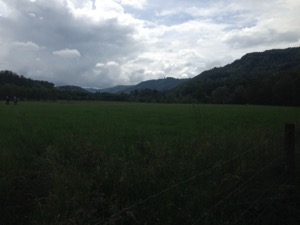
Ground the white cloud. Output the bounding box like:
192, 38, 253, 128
107, 61, 119, 66
181, 74, 189, 79
12, 41, 41, 51
0, 1, 7, 16
118, 0, 147, 9
52, 48, 81, 58
95, 63, 105, 68
221, 0, 300, 49
68, 0, 124, 21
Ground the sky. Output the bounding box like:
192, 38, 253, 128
0, 0, 299, 88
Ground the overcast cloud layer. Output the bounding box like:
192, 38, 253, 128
0, 0, 299, 88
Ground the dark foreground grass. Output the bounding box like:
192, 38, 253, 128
0, 101, 299, 225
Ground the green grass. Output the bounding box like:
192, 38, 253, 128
0, 101, 299, 225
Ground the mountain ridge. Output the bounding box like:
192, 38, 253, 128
100, 77, 189, 93
175, 46, 300, 105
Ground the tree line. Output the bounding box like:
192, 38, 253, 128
0, 70, 176, 103
0, 70, 102, 101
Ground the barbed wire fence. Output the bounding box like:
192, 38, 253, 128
95, 123, 298, 225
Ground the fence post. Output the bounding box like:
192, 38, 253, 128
285, 123, 295, 183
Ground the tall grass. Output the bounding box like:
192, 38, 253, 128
0, 101, 299, 225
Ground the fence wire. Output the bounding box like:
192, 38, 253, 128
232, 171, 287, 225
191, 154, 282, 225
95, 129, 293, 225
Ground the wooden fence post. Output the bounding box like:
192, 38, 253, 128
285, 123, 295, 183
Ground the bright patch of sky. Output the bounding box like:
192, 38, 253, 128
0, 0, 299, 88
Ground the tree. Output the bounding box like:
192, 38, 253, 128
211, 86, 230, 104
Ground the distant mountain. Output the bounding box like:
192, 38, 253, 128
102, 77, 189, 93
176, 47, 300, 105
57, 85, 88, 92
84, 87, 101, 93
101, 85, 134, 93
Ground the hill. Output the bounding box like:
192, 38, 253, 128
0, 70, 95, 100
0, 70, 55, 100
0, 70, 54, 88
176, 47, 300, 105
101, 85, 134, 93
102, 77, 189, 93
57, 85, 88, 93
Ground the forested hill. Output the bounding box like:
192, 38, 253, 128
0, 70, 54, 88
123, 77, 189, 93
0, 70, 56, 100
101, 77, 189, 93
176, 47, 300, 105
0, 70, 95, 100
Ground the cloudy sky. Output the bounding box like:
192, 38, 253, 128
0, 0, 299, 88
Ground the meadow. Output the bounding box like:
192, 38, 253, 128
0, 101, 299, 225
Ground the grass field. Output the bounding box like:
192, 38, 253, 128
0, 101, 299, 225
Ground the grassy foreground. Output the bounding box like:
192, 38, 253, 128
0, 101, 299, 225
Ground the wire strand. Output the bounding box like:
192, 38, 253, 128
95, 133, 283, 225
251, 182, 288, 225
232, 171, 286, 225
191, 155, 282, 225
